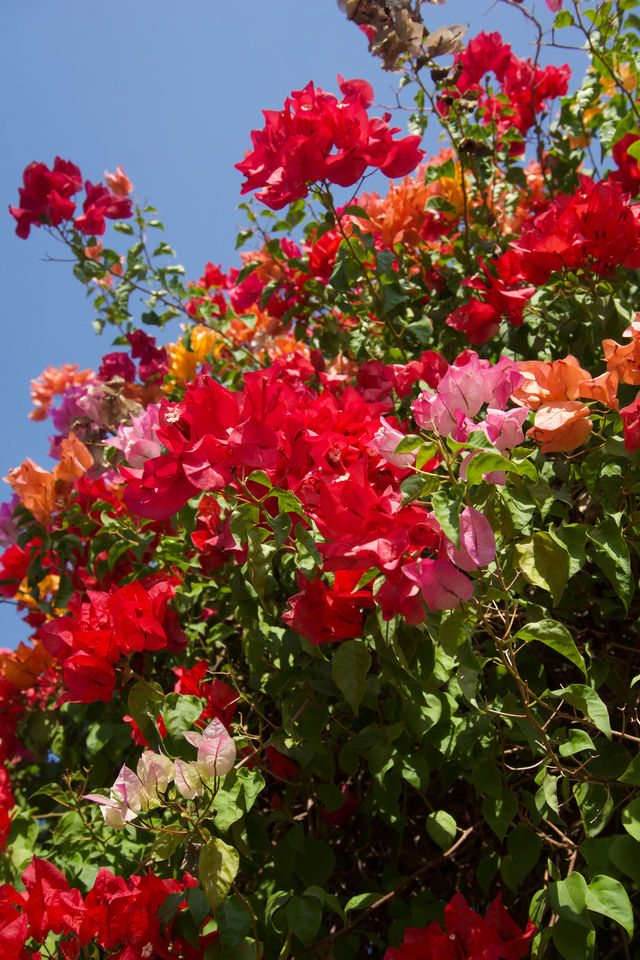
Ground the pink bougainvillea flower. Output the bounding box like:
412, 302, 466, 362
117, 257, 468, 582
546, 0, 563, 9
110, 403, 162, 469
369, 419, 416, 468
444, 506, 496, 572
402, 557, 473, 610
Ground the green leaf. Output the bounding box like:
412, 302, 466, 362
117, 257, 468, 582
559, 729, 596, 757
286, 897, 323, 946
549, 872, 590, 927
426, 810, 457, 850
500, 825, 541, 893
515, 619, 586, 676
555, 9, 575, 26
331, 640, 371, 715
271, 513, 292, 549
618, 753, 640, 785
199, 837, 240, 908
573, 782, 614, 837
216, 897, 251, 948
465, 450, 536, 484
514, 532, 570, 604
586, 875, 634, 938
482, 788, 517, 840
587, 519, 634, 609
150, 832, 182, 861
341, 204, 371, 220
621, 797, 640, 840
430, 489, 461, 548
551, 685, 611, 740
345, 892, 380, 911
162, 693, 204, 739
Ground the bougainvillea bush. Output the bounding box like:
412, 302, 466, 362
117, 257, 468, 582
3, 0, 640, 956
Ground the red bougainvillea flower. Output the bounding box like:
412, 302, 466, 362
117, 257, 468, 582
282, 570, 375, 644
74, 180, 133, 236
447, 32, 569, 154
610, 133, 640, 196
385, 892, 535, 959
236, 76, 424, 209
621, 394, 640, 451
9, 158, 82, 238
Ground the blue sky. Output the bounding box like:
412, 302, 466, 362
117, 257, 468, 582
0, 0, 584, 646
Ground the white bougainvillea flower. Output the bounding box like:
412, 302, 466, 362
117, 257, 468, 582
174, 758, 207, 800
85, 763, 148, 828
136, 751, 175, 805
183, 717, 236, 778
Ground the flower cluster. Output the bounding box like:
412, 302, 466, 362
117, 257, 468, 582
236, 75, 425, 209
0, 857, 214, 959
38, 578, 183, 703
9, 158, 133, 238
384, 893, 535, 960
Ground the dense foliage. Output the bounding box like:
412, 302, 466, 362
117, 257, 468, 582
2, 1, 640, 957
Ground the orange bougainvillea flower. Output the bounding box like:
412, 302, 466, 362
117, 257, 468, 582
54, 433, 94, 485
4, 459, 57, 524
104, 164, 133, 197
29, 363, 95, 422
4, 434, 93, 525
603, 321, 640, 385
513, 356, 591, 409
0, 640, 55, 691
528, 400, 593, 453
578, 370, 619, 410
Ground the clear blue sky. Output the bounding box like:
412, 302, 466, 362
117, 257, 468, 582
0, 0, 583, 646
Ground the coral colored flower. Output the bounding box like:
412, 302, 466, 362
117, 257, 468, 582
4, 459, 56, 525
578, 370, 619, 410
104, 164, 133, 196
0, 641, 54, 691
29, 363, 96, 422
512, 355, 591, 410
528, 400, 593, 453
603, 322, 640, 385
54, 432, 94, 484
